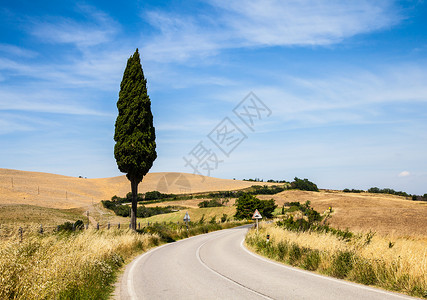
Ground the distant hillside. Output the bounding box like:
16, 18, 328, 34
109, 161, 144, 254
0, 168, 273, 209
258, 190, 427, 237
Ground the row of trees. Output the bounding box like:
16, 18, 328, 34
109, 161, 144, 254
344, 187, 427, 201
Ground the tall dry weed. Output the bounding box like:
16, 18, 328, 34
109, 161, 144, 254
246, 223, 427, 298
0, 229, 157, 299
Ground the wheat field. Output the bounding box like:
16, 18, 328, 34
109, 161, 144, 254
0, 168, 273, 209
258, 190, 427, 237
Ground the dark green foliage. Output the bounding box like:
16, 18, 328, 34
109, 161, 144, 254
250, 185, 285, 195
260, 199, 277, 218
278, 216, 311, 232
267, 179, 289, 183
103, 200, 176, 218
343, 188, 364, 193
137, 206, 176, 218
114, 49, 157, 230
144, 191, 176, 200
331, 251, 354, 278
208, 190, 239, 198
198, 199, 224, 208
208, 185, 285, 199
57, 220, 84, 232
114, 49, 157, 184
318, 225, 353, 241
349, 257, 377, 285
302, 250, 321, 271
291, 177, 319, 192
220, 214, 228, 223
289, 243, 302, 265
368, 187, 410, 197
277, 241, 289, 260
125, 192, 145, 201
234, 194, 277, 219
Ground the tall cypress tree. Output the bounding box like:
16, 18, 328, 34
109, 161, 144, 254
114, 49, 157, 230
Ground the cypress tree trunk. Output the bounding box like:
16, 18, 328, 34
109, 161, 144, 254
131, 179, 138, 230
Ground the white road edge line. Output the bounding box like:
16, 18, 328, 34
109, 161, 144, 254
196, 235, 273, 300
240, 238, 416, 300
125, 228, 239, 300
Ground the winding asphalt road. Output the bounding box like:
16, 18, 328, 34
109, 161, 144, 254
118, 225, 417, 300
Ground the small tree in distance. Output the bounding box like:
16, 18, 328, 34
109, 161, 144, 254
234, 194, 277, 219
114, 49, 157, 230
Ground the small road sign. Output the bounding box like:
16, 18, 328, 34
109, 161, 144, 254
252, 209, 262, 219
252, 209, 262, 232
183, 212, 190, 231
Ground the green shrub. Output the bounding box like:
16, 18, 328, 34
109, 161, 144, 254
57, 220, 84, 232
198, 199, 223, 208
291, 177, 319, 192
289, 243, 302, 266
277, 241, 289, 261
302, 250, 321, 271
234, 194, 277, 219
220, 214, 228, 223
331, 251, 354, 278
349, 257, 377, 285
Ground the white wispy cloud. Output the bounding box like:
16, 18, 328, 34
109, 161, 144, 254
211, 0, 400, 46
252, 64, 427, 126
398, 171, 410, 177
28, 4, 119, 49
142, 0, 402, 62
0, 4, 132, 117
0, 44, 38, 58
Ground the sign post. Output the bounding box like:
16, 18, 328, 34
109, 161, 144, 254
252, 209, 262, 233
183, 212, 190, 231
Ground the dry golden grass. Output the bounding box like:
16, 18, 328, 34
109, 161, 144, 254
0, 204, 82, 225
0, 168, 272, 209
247, 223, 427, 297
0, 229, 157, 299
258, 190, 427, 237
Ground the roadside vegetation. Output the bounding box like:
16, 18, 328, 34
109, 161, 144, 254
0, 217, 248, 299
245, 202, 427, 298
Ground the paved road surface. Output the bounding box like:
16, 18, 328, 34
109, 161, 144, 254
118, 225, 417, 300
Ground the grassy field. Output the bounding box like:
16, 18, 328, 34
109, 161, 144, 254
0, 219, 248, 299
0, 229, 157, 299
0, 204, 82, 225
140, 206, 236, 223
258, 189, 427, 237
246, 223, 427, 298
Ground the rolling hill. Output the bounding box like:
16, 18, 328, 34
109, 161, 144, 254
0, 168, 272, 209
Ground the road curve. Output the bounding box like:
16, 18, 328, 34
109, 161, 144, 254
118, 225, 416, 300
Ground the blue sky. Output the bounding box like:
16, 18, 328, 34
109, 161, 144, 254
0, 0, 426, 194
